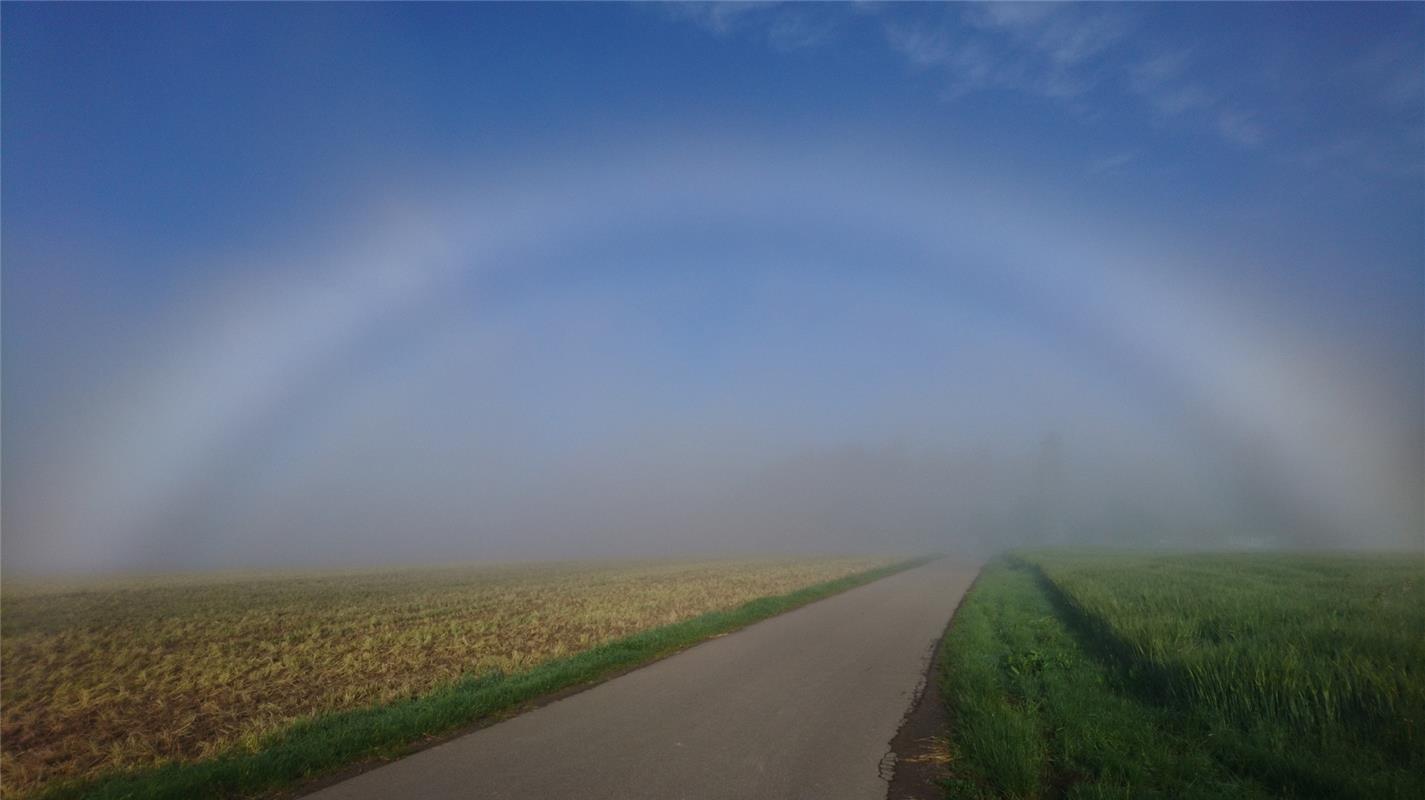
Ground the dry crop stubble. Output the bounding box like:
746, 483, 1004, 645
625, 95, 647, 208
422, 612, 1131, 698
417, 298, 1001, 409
1, 556, 892, 795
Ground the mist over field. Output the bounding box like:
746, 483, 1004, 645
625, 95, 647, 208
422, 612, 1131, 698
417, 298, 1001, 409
3, 2, 1422, 573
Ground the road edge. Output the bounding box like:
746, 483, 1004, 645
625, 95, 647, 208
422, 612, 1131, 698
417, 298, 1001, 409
882, 562, 984, 799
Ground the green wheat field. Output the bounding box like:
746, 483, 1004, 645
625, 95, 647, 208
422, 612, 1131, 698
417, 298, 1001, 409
939, 550, 1424, 799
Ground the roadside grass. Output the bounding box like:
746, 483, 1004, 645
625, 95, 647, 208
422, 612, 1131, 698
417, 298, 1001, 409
25, 556, 928, 800
1029, 550, 1424, 799
939, 559, 1267, 799
940, 552, 1423, 799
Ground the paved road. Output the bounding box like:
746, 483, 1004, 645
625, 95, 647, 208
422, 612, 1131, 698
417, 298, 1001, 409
308, 558, 978, 800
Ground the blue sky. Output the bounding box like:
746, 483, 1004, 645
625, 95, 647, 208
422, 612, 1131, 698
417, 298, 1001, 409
4, 3, 1422, 571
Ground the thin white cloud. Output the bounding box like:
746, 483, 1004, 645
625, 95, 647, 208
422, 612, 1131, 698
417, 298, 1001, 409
665, 2, 837, 53
1144, 84, 1216, 117
1129, 48, 1192, 87
1214, 109, 1267, 148
663, 2, 770, 37
1289, 135, 1425, 181
966, 1, 1059, 32
670, 4, 1423, 173
964, 1, 1128, 68
766, 10, 839, 52
1125, 50, 1266, 147
1087, 150, 1139, 175
938, 4, 1125, 99
884, 8, 1282, 150
1128, 50, 1215, 117
883, 4, 1120, 103
882, 22, 952, 69
1350, 36, 1425, 112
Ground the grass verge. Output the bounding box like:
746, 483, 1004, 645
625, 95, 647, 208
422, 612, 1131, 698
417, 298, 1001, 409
37, 556, 930, 800
939, 552, 1423, 799
939, 557, 1265, 799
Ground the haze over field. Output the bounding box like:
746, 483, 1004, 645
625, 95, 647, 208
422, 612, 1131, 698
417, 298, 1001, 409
3, 3, 1422, 573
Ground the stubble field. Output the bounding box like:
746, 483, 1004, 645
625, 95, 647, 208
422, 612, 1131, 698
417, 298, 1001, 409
1, 556, 894, 797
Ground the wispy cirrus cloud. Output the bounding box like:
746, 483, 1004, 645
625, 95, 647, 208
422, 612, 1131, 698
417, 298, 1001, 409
663, 1, 765, 37
1087, 150, 1140, 176
765, 9, 839, 52
664, 3, 1423, 182
665, 1, 839, 52
1288, 134, 1425, 182
959, 6, 1273, 150
670, 4, 1281, 151
962, 1, 1126, 70
1213, 109, 1267, 148
881, 21, 952, 69
1127, 50, 1213, 116
1349, 36, 1425, 112
882, 2, 1125, 101
1124, 47, 1268, 149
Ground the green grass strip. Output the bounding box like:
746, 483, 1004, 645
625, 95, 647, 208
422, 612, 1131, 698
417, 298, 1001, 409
39, 556, 932, 800
1013, 549, 1424, 800
938, 557, 1270, 800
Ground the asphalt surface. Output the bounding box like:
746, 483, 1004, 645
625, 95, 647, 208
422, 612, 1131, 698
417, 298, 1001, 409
306, 558, 978, 800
